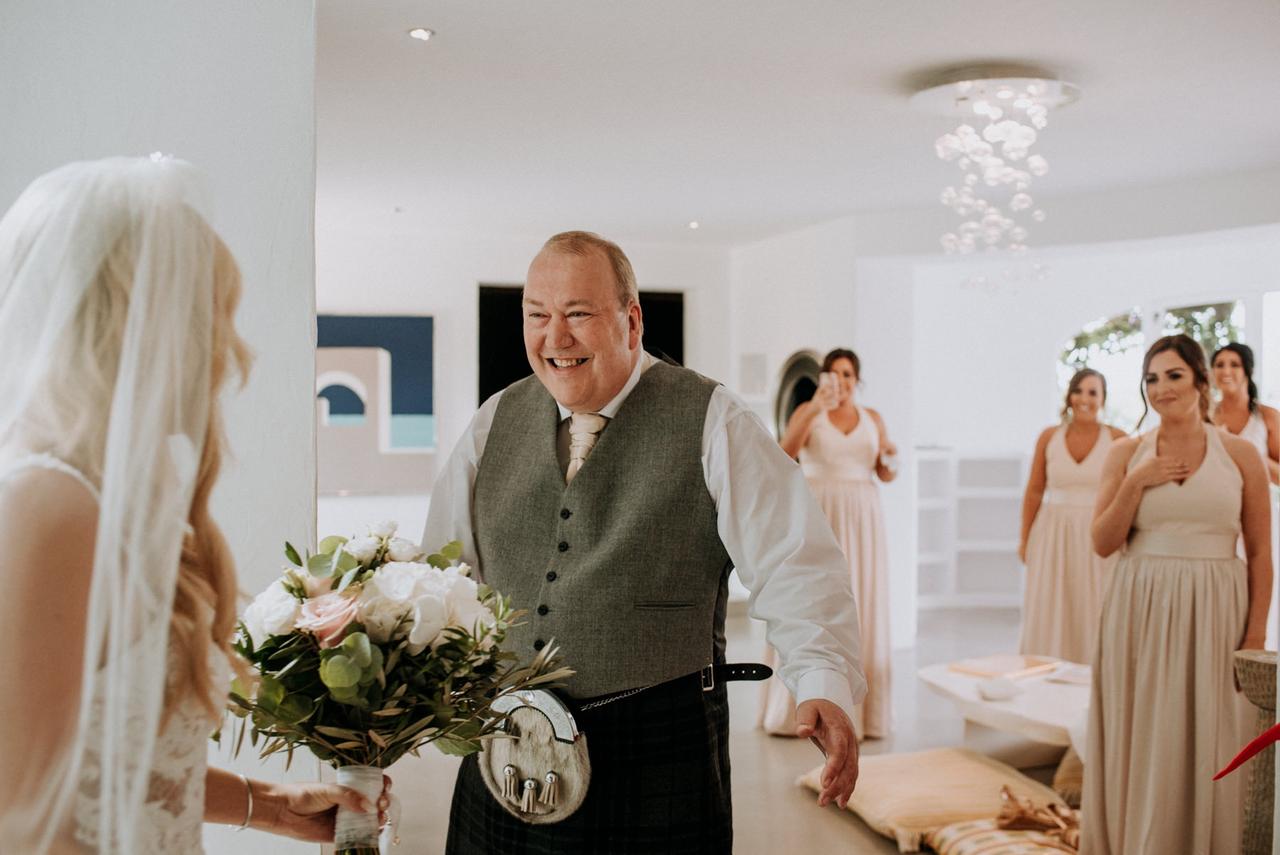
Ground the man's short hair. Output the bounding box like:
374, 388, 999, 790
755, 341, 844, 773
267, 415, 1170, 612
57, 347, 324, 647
541, 231, 639, 309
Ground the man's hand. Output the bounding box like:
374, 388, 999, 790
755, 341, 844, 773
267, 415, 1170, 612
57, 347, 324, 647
796, 699, 858, 809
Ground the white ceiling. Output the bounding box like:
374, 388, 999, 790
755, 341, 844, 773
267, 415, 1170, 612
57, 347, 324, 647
316, 0, 1280, 244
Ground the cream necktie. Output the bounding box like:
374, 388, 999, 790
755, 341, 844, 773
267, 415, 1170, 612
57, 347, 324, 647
566, 412, 608, 483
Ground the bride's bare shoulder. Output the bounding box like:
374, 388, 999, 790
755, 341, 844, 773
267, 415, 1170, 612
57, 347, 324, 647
0, 466, 97, 565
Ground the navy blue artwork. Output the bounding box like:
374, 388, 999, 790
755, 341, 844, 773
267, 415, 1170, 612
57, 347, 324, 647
317, 315, 434, 448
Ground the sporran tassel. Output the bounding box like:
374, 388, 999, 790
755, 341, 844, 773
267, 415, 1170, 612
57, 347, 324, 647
520, 779, 538, 813
502, 765, 518, 802
539, 771, 559, 807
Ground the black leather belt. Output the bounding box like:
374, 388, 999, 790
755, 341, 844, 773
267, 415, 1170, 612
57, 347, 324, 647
576, 662, 772, 712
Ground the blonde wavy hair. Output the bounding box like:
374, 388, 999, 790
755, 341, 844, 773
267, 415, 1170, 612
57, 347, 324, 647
21, 213, 251, 721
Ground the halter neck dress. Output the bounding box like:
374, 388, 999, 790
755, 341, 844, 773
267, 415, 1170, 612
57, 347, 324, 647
1080, 427, 1248, 855
759, 406, 891, 739
1019, 425, 1117, 664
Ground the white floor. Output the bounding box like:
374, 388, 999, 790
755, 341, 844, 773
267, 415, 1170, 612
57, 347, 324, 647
311, 607, 1023, 854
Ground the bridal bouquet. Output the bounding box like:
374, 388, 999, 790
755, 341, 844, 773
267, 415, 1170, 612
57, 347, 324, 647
227, 521, 570, 854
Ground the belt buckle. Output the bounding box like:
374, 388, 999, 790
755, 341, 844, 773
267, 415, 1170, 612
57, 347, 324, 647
700, 664, 714, 692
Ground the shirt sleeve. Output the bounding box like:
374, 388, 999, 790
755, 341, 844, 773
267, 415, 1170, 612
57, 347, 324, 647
421, 391, 502, 570
702, 386, 867, 719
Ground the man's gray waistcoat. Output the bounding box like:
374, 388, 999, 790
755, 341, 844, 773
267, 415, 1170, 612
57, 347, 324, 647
472, 360, 733, 698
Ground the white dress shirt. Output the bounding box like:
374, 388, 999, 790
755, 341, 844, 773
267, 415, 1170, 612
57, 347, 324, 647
424, 352, 866, 719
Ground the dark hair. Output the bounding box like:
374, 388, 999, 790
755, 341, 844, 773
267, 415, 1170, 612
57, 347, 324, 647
821, 348, 860, 379
1137, 334, 1211, 429
1211, 342, 1258, 413
1061, 368, 1107, 422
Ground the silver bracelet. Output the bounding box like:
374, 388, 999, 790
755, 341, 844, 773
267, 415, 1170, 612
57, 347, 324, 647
235, 773, 254, 831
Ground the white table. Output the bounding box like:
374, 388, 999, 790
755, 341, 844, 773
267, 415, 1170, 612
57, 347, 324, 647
918, 660, 1090, 769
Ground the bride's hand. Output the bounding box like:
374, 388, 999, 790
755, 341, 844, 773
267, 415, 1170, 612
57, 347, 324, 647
260, 775, 393, 841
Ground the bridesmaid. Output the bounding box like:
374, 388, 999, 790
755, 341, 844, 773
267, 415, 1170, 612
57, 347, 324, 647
1017, 368, 1126, 664
1082, 334, 1271, 855
759, 348, 896, 739
1211, 342, 1280, 484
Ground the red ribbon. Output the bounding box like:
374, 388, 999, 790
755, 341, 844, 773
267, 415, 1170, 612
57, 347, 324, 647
1214, 720, 1280, 781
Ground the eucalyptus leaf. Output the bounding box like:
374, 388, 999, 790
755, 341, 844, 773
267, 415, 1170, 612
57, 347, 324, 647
440, 541, 463, 562
318, 535, 348, 554
340, 633, 373, 669
307, 553, 335, 577
335, 551, 360, 574
320, 655, 361, 689
284, 541, 302, 567
259, 675, 285, 708
426, 552, 448, 569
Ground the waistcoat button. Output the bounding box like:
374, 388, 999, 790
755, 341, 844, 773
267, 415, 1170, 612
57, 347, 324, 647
546, 571, 557, 582
533, 639, 545, 651
560, 508, 572, 519
537, 604, 549, 615
558, 541, 569, 552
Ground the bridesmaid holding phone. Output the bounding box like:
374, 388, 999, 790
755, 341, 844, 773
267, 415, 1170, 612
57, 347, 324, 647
759, 348, 897, 739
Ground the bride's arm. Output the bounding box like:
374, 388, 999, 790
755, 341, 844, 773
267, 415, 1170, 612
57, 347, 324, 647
206, 766, 385, 841
0, 469, 98, 824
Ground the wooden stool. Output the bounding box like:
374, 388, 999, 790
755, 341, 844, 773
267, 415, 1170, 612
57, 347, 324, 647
1234, 649, 1276, 855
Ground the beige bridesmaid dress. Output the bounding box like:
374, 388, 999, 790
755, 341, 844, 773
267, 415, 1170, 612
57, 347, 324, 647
1019, 425, 1117, 664
1080, 426, 1249, 855
759, 406, 890, 739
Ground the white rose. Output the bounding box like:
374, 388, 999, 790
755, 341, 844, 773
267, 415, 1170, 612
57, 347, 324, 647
367, 520, 398, 539
355, 563, 418, 642
448, 595, 498, 649
438, 566, 480, 602
406, 593, 450, 655
343, 536, 381, 564
242, 580, 302, 646
386, 537, 423, 563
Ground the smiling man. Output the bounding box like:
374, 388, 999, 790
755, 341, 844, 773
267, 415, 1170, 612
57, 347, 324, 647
425, 231, 865, 854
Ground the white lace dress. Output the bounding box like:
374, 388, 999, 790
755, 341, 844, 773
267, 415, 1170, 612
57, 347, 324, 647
0, 453, 210, 853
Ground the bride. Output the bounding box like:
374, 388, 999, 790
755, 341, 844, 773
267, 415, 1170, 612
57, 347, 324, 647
0, 157, 385, 852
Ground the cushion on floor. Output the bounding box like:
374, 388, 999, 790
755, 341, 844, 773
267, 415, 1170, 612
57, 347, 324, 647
796, 747, 1066, 853
925, 818, 1076, 854
1050, 747, 1083, 809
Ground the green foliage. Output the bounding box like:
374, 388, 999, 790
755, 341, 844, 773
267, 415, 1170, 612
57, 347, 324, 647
1061, 308, 1143, 370
1162, 302, 1241, 357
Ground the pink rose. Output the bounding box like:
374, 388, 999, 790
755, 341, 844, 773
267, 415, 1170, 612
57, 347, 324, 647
296, 592, 360, 648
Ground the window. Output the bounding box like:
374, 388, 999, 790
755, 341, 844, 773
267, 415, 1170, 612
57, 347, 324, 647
1059, 308, 1145, 431
1160, 300, 1245, 357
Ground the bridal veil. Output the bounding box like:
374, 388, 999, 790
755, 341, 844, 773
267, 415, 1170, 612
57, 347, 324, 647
0, 156, 218, 852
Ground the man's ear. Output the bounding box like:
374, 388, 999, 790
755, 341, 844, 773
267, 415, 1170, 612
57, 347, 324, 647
627, 301, 644, 350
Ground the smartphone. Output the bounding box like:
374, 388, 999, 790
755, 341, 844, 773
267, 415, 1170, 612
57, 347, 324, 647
817, 372, 836, 394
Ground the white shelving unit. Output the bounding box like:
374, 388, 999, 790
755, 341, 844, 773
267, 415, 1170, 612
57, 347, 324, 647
916, 447, 1028, 609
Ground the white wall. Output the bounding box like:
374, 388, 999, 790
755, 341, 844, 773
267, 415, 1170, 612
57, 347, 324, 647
2, 3, 318, 853
315, 225, 732, 463
910, 225, 1280, 453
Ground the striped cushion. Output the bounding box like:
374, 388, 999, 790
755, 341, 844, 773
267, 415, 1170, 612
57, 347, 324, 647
925, 818, 1075, 854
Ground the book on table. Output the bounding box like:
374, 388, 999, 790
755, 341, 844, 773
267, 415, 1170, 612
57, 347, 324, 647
947, 654, 1059, 680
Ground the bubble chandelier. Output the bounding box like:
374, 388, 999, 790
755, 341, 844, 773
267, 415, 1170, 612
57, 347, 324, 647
911, 65, 1080, 255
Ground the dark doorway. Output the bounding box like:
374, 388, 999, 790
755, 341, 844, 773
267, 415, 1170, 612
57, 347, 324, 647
478, 285, 685, 403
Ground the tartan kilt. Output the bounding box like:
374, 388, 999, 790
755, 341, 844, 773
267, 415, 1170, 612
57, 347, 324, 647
445, 677, 732, 854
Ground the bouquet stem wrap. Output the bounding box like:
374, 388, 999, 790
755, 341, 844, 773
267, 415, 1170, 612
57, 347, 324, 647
334, 765, 383, 853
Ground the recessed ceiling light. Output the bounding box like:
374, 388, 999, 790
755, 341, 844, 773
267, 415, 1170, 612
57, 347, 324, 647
688, 221, 700, 230
408, 28, 435, 42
